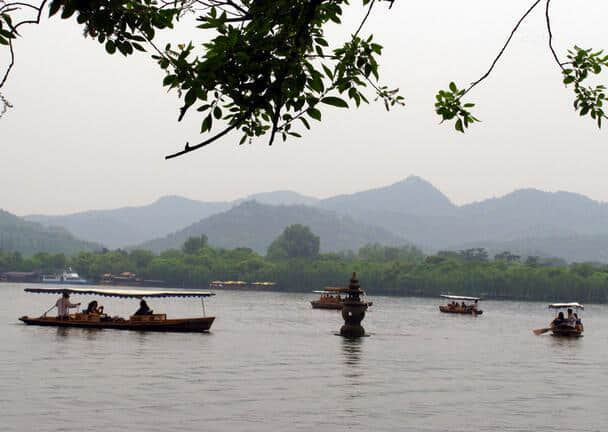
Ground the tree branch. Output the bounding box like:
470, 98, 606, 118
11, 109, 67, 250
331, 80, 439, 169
0, 38, 15, 89
545, 0, 565, 70
353, 0, 375, 39
165, 121, 240, 159
0, 0, 47, 89
464, 0, 542, 95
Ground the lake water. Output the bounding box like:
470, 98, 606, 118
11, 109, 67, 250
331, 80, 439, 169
2, 283, 608, 431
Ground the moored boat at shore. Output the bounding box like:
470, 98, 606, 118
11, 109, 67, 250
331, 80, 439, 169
19, 286, 215, 333
40, 268, 88, 284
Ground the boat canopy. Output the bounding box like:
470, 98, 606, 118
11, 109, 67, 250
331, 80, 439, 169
24, 287, 215, 298
323, 286, 350, 293
548, 302, 584, 310
440, 295, 480, 301
312, 290, 341, 294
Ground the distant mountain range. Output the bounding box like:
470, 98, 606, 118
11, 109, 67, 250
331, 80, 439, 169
13, 175, 608, 261
0, 209, 100, 255
138, 201, 405, 254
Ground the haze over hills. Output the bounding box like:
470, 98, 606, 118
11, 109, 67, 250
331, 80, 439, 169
26, 196, 230, 248
0, 209, 101, 255
138, 201, 407, 254
15, 175, 608, 261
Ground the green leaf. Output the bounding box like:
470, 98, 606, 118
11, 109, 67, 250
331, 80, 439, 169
306, 107, 322, 121
185, 89, 196, 107
105, 41, 116, 55
49, 1, 61, 17
321, 96, 348, 108
201, 114, 212, 133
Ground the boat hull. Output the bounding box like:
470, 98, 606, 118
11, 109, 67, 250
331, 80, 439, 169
551, 324, 583, 337
311, 301, 372, 310
439, 306, 483, 315
19, 316, 215, 332
311, 301, 342, 310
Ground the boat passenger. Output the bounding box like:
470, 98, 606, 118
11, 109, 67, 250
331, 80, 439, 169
134, 299, 153, 316
574, 312, 583, 330
551, 311, 565, 327
85, 300, 104, 315
55, 292, 81, 320
566, 308, 575, 326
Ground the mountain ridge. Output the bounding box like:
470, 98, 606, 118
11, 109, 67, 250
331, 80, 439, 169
18, 177, 608, 261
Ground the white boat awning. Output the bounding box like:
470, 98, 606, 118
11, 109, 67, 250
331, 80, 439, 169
440, 295, 480, 301
548, 302, 584, 310
25, 287, 215, 298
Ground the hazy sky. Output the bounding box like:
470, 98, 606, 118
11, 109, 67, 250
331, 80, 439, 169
1, 0, 606, 215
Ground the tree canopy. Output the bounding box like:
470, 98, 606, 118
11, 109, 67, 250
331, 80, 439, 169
267, 224, 320, 259
182, 234, 208, 254
2, 244, 608, 303
0, 0, 605, 156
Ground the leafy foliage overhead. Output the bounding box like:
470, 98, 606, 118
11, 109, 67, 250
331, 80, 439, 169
0, 0, 605, 150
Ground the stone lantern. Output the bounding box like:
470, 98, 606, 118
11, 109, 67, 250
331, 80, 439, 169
340, 272, 367, 338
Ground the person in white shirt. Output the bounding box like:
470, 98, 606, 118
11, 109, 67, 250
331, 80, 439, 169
55, 292, 80, 319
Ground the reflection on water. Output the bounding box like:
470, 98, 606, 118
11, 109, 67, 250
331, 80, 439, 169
341, 337, 362, 367
2, 284, 608, 432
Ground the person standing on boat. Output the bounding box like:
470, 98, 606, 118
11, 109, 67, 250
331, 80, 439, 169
55, 292, 80, 319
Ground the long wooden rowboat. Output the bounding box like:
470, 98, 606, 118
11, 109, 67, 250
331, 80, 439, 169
19, 315, 215, 332
20, 287, 216, 333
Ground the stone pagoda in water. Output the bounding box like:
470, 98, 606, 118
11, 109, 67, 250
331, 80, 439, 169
340, 272, 367, 338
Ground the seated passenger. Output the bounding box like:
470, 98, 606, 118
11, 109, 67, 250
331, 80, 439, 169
566, 308, 575, 327
552, 311, 565, 327
574, 313, 583, 331
134, 299, 153, 316
85, 300, 104, 315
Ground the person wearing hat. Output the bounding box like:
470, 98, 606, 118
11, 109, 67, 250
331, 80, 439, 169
55, 292, 81, 320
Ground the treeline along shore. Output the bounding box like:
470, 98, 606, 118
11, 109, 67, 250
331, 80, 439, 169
1, 228, 608, 303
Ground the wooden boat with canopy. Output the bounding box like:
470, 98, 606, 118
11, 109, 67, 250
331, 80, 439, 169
439, 295, 483, 315
310, 287, 373, 310
546, 303, 584, 337
19, 287, 215, 332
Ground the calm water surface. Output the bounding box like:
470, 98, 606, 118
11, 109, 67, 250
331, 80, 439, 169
2, 283, 608, 431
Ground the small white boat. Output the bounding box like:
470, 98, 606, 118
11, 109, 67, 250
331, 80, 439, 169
41, 268, 88, 284
61, 268, 88, 284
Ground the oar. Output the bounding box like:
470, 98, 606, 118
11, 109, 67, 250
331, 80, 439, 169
533, 327, 552, 336
41, 304, 56, 317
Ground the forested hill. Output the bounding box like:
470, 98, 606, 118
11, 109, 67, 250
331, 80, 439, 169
0, 209, 100, 255
26, 196, 230, 249
137, 201, 408, 254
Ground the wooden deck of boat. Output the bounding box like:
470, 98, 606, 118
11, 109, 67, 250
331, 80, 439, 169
19, 315, 215, 332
